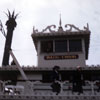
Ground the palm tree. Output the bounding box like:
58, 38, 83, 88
2, 10, 18, 66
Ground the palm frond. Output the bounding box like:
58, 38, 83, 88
4, 9, 19, 20
12, 10, 15, 18
14, 13, 19, 19
7, 9, 11, 18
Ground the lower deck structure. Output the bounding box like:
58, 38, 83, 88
0, 66, 100, 100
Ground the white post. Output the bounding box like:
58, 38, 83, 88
9, 50, 28, 81
86, 80, 98, 95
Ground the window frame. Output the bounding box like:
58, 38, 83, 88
40, 40, 53, 53
40, 39, 82, 54
68, 39, 82, 52
55, 40, 68, 53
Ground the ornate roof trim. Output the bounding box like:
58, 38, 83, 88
32, 23, 89, 34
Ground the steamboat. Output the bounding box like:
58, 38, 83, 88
0, 10, 100, 100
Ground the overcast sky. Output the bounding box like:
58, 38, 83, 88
0, 0, 100, 66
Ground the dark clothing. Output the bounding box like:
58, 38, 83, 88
52, 71, 60, 81
51, 82, 61, 95
72, 70, 83, 93
96, 82, 100, 92
51, 66, 61, 94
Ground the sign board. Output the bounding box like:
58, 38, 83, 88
44, 55, 78, 60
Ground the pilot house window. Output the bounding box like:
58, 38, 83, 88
69, 39, 82, 52
41, 41, 53, 53
55, 40, 67, 52
41, 39, 82, 53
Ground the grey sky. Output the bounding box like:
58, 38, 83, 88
0, 0, 100, 66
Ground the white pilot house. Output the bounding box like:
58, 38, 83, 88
32, 21, 90, 68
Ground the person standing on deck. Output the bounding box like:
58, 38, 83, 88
72, 66, 83, 95
51, 66, 61, 95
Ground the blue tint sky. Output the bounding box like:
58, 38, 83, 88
0, 0, 100, 66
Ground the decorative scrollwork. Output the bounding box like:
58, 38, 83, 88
42, 25, 56, 33
65, 24, 81, 32
33, 26, 38, 33
84, 23, 89, 31
33, 23, 89, 34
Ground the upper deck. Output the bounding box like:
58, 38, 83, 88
0, 66, 100, 100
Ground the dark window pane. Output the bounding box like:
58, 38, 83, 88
69, 39, 82, 52
55, 40, 67, 52
41, 41, 53, 53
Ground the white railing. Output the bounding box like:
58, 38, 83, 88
0, 80, 100, 95
32, 80, 100, 95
